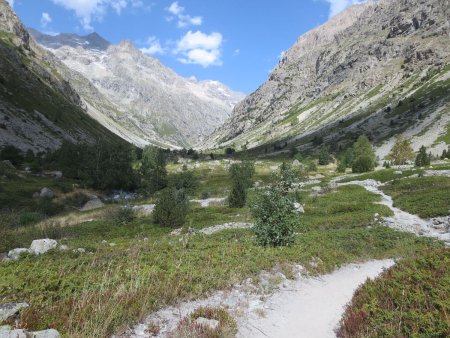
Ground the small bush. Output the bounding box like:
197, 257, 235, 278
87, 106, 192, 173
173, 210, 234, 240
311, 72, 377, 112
251, 189, 296, 247
200, 191, 210, 200
154, 188, 189, 227
170, 306, 237, 338
228, 179, 247, 208
34, 197, 64, 217
113, 206, 136, 226
228, 161, 255, 208
17, 212, 43, 227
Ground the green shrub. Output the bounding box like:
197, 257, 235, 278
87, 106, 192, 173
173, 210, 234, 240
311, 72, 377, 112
17, 212, 43, 227
113, 206, 136, 226
170, 306, 237, 338
336, 160, 347, 173
169, 167, 197, 193
200, 191, 210, 200
352, 136, 376, 173
140, 146, 168, 195
318, 145, 330, 165
251, 189, 296, 247
415, 145, 431, 167
337, 249, 450, 338
154, 188, 189, 227
34, 197, 64, 217
228, 161, 255, 208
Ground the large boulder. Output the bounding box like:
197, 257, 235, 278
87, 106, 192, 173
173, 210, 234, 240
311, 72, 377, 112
194, 317, 219, 330
29, 239, 58, 255
0, 303, 29, 321
7, 248, 31, 261
39, 188, 54, 199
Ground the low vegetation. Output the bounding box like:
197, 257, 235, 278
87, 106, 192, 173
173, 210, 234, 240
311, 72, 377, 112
381, 176, 450, 218
337, 248, 450, 338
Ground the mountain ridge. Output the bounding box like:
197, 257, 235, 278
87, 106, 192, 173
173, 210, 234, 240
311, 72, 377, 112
30, 29, 246, 148
203, 0, 450, 158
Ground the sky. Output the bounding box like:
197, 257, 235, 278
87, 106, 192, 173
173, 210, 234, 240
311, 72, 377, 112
8, 0, 366, 93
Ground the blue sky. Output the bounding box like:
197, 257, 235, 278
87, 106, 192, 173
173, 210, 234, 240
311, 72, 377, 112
8, 0, 365, 93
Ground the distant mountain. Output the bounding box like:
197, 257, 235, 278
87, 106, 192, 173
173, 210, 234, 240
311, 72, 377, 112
0, 0, 126, 152
30, 30, 246, 148
204, 0, 450, 158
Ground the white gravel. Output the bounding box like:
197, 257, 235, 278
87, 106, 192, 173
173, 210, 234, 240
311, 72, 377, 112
119, 260, 393, 338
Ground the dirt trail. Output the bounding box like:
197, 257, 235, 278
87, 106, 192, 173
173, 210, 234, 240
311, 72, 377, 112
122, 260, 393, 338
339, 179, 450, 244
238, 260, 394, 338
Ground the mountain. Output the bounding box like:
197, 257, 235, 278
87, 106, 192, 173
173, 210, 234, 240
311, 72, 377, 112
204, 0, 450, 158
0, 0, 127, 152
30, 31, 246, 148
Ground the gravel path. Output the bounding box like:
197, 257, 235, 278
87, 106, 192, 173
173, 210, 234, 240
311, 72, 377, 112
339, 179, 450, 244
238, 260, 394, 338
120, 260, 393, 338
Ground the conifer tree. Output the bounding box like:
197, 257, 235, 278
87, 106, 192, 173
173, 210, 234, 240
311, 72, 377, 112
387, 135, 415, 165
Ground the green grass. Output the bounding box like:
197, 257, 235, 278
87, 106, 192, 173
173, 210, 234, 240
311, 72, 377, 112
381, 176, 450, 218
0, 174, 443, 337
337, 248, 450, 338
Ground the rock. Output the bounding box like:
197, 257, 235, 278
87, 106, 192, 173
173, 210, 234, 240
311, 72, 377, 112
394, 171, 403, 175
132, 204, 155, 216
294, 202, 304, 214
194, 317, 219, 331
1, 160, 15, 169
75, 248, 86, 253
7, 248, 31, 261
59, 245, 69, 251
292, 160, 301, 167
0, 328, 60, 338
30, 239, 58, 255
190, 198, 226, 208
39, 188, 54, 199
42, 171, 62, 179
81, 198, 104, 211
32, 329, 60, 338
0, 303, 29, 321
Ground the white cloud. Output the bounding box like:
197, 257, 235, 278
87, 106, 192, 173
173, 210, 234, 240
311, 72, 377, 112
51, 0, 135, 30
175, 30, 223, 67
166, 2, 202, 28
321, 0, 367, 18
41, 12, 52, 28
6, 0, 14, 7
140, 36, 165, 55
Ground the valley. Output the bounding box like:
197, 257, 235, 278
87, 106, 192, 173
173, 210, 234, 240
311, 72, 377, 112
0, 0, 449, 337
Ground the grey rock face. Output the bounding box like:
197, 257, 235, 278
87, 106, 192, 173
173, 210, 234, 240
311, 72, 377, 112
30, 31, 246, 148
204, 0, 450, 153
0, 328, 60, 338
29, 239, 58, 255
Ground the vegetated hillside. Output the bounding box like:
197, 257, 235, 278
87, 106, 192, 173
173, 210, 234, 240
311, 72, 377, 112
204, 0, 450, 158
0, 0, 130, 152
30, 30, 246, 149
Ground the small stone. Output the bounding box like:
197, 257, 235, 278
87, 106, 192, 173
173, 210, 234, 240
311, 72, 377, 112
39, 188, 54, 199
32, 329, 61, 338
109, 243, 116, 247
75, 248, 86, 253
59, 245, 69, 251
194, 317, 220, 330
143, 237, 149, 241
81, 198, 104, 211
294, 202, 304, 214
7, 248, 31, 261
0, 303, 29, 321
394, 171, 402, 175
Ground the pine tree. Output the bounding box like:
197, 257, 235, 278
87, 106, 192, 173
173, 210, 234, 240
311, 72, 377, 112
141, 146, 167, 194
154, 188, 189, 227
318, 145, 330, 165
228, 161, 255, 208
352, 135, 376, 173
415, 145, 430, 167
387, 135, 415, 165
441, 149, 448, 160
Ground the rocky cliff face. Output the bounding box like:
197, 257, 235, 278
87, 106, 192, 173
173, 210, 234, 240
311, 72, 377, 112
0, 0, 126, 152
31, 31, 245, 148
204, 0, 450, 157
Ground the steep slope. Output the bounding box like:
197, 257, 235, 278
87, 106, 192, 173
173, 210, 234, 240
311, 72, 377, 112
205, 0, 450, 157
0, 0, 127, 152
30, 31, 246, 148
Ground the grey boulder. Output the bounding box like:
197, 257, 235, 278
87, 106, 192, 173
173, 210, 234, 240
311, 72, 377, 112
29, 239, 58, 255
39, 188, 54, 199
0, 303, 29, 321
7, 248, 31, 261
